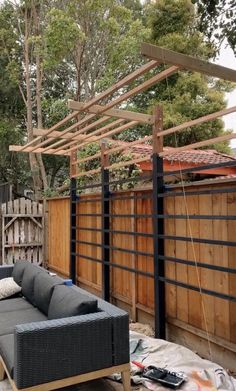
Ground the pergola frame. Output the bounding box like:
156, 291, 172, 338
9, 44, 236, 339
10, 44, 236, 180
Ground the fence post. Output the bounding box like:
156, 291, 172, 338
152, 106, 166, 339
101, 141, 110, 301
70, 151, 78, 284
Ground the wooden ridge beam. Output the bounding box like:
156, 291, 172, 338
141, 43, 236, 82
68, 101, 154, 124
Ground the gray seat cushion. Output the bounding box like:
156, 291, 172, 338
21, 264, 43, 305
0, 307, 47, 336
0, 297, 32, 313
34, 273, 63, 315
0, 334, 14, 378
48, 285, 98, 320
12, 261, 29, 287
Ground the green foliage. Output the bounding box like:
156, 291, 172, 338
194, 0, 236, 54
0, 0, 234, 193
125, 0, 233, 154
0, 120, 30, 185
44, 8, 84, 70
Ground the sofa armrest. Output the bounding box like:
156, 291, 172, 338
0, 265, 14, 280
14, 312, 113, 389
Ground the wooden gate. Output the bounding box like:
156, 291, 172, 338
1, 198, 44, 265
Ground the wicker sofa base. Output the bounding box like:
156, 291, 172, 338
0, 358, 131, 391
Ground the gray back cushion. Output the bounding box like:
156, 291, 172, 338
12, 261, 29, 286
34, 273, 63, 315
48, 285, 98, 320
21, 264, 43, 305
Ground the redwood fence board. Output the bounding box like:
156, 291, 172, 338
47, 181, 236, 365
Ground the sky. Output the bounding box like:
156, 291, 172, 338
217, 46, 236, 148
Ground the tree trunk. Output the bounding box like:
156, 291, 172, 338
24, 6, 42, 200
33, 2, 48, 192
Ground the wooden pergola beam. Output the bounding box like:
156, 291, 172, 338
71, 155, 150, 178
68, 120, 138, 153
52, 65, 179, 153
17, 64, 178, 154
158, 106, 236, 138
18, 60, 158, 152
141, 43, 236, 82
51, 119, 125, 154
160, 132, 236, 156
68, 101, 154, 124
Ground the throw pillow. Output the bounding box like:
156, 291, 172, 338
0, 277, 21, 300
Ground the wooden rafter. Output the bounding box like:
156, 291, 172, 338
14, 64, 178, 154
18, 60, 159, 152
9, 43, 236, 179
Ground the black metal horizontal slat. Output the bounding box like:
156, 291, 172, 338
73, 212, 236, 221
73, 239, 153, 257
74, 213, 153, 218
72, 226, 154, 237
160, 255, 236, 274
73, 194, 153, 203
72, 226, 101, 232
159, 277, 236, 302
157, 214, 236, 220
160, 160, 236, 177
71, 252, 154, 278
159, 234, 236, 247
160, 187, 236, 198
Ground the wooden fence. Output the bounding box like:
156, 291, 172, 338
47, 180, 236, 370
1, 198, 44, 264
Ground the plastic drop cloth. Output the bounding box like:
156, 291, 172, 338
112, 331, 236, 391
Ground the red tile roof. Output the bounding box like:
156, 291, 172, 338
115, 140, 236, 165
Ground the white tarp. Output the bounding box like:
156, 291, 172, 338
128, 331, 236, 390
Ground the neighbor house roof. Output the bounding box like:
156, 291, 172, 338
112, 140, 236, 176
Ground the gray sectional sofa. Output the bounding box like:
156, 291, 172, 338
0, 261, 130, 391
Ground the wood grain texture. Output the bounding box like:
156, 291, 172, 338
47, 181, 236, 350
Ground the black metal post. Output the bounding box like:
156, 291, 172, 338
153, 152, 165, 339
152, 105, 166, 339
101, 166, 110, 301
70, 177, 77, 284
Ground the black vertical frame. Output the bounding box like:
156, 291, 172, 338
101, 167, 110, 301
70, 177, 77, 284
153, 153, 165, 339
152, 106, 166, 339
